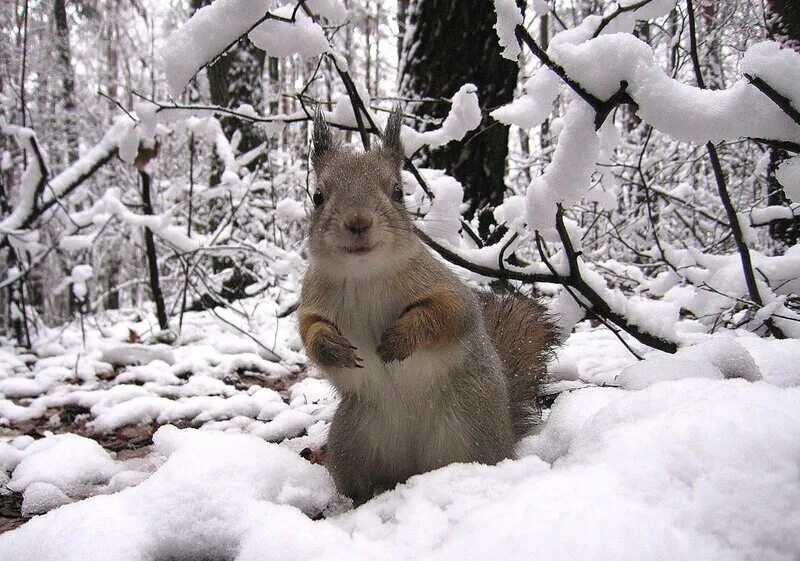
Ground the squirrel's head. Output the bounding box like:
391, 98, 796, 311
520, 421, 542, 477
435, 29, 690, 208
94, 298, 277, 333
307, 106, 417, 273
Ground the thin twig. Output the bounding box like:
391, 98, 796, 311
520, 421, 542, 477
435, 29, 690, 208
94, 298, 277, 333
592, 0, 659, 38
744, 73, 800, 128
686, 0, 784, 339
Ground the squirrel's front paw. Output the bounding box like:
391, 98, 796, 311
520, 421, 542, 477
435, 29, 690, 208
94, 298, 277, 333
377, 326, 415, 363
313, 331, 363, 369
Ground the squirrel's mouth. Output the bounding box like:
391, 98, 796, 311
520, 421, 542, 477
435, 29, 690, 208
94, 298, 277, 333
343, 243, 376, 256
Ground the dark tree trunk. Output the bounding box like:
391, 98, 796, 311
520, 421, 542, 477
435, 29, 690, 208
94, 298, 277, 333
267, 57, 280, 114
397, 0, 408, 65
399, 0, 523, 241
191, 0, 266, 175
206, 40, 266, 158
190, 0, 265, 303
53, 0, 79, 165
765, 0, 800, 249
140, 172, 169, 331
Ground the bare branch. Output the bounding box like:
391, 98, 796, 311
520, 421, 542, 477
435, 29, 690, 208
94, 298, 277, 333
686, 0, 785, 339
745, 73, 800, 128
592, 0, 659, 38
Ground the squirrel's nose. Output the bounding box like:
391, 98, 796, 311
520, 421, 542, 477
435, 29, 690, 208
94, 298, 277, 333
345, 215, 373, 235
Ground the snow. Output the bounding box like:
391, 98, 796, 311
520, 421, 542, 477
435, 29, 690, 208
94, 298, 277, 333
491, 30, 800, 287
418, 170, 465, 245
493, 34, 800, 148
326, 82, 374, 130
1, 426, 337, 561
275, 198, 306, 223
526, 102, 599, 234
741, 40, 800, 110
99, 188, 202, 253
601, 0, 678, 36
0, 288, 798, 559
3, 367, 799, 560
656, 245, 800, 337
116, 126, 139, 164
100, 343, 176, 367
163, 0, 278, 95
530, 0, 550, 16
8, 434, 121, 497
0, 118, 131, 240
58, 234, 93, 252
164, 0, 333, 94
304, 0, 347, 23
492, 194, 526, 231
776, 155, 800, 201
401, 84, 482, 155
750, 202, 800, 225
491, 65, 561, 130
547, 35, 800, 145
617, 356, 725, 389
249, 5, 329, 57
20, 482, 72, 516
0, 121, 46, 240
492, 1, 680, 128
492, 0, 524, 61
68, 264, 93, 300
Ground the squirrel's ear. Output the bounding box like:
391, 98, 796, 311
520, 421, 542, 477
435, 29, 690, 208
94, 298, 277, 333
312, 106, 335, 170
382, 103, 404, 163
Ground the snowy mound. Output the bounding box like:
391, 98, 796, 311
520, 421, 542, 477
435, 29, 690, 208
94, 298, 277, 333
2, 374, 799, 561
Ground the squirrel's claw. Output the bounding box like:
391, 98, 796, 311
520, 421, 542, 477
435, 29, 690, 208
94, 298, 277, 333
376, 332, 413, 363
313, 331, 362, 369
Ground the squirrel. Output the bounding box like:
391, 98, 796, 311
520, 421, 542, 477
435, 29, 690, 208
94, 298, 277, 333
298, 106, 556, 505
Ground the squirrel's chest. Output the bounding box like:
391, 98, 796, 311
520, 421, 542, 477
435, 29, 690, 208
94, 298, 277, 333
331, 281, 405, 346
326, 280, 458, 399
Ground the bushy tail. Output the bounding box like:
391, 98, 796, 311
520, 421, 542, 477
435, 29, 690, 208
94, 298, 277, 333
479, 292, 557, 439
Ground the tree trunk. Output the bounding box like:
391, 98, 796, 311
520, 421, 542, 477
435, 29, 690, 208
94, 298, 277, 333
364, 0, 373, 96
399, 0, 522, 241
538, 10, 550, 154
191, 0, 266, 175
765, 0, 800, 250
103, 3, 119, 117
53, 0, 79, 165
397, 0, 408, 65
190, 0, 265, 303
140, 171, 168, 331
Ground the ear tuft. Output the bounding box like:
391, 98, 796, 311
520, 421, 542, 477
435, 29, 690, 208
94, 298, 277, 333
383, 103, 404, 157
311, 105, 335, 169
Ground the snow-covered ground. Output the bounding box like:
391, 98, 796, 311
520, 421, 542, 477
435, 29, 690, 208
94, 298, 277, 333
0, 295, 799, 560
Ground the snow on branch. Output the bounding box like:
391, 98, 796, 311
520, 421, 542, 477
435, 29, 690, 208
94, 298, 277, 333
99, 189, 201, 254
526, 103, 599, 235
0, 118, 130, 244
741, 41, 800, 128
500, 32, 800, 146
563, 38, 800, 144
480, 8, 800, 346
592, 0, 678, 38
493, 0, 524, 61
0, 120, 49, 239
163, 0, 341, 95
399, 84, 483, 155
749, 204, 800, 227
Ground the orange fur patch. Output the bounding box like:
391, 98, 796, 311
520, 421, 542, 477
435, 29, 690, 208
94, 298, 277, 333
298, 312, 335, 356
397, 288, 466, 349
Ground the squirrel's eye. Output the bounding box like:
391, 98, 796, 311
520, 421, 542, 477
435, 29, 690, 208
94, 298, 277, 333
391, 185, 403, 202
312, 189, 324, 207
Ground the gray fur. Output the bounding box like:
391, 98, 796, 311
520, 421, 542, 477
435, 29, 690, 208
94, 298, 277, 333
311, 105, 336, 169
383, 104, 404, 155
300, 115, 556, 505
479, 291, 556, 438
